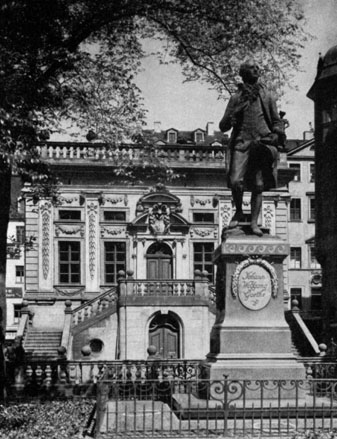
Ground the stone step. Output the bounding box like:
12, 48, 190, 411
23, 329, 62, 359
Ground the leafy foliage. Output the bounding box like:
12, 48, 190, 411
0, 399, 93, 439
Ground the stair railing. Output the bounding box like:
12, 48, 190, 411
58, 288, 118, 359
288, 299, 320, 356
71, 287, 117, 327
16, 300, 32, 343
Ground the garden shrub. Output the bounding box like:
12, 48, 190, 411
0, 399, 94, 439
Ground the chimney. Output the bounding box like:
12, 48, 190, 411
303, 122, 314, 141
154, 121, 161, 133
206, 122, 214, 135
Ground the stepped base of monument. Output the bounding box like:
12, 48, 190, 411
172, 393, 337, 420
201, 357, 306, 400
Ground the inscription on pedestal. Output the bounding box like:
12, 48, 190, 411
238, 265, 271, 310
232, 258, 278, 310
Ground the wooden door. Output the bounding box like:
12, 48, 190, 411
149, 314, 179, 359
147, 243, 173, 280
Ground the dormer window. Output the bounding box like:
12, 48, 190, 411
167, 130, 177, 144
194, 130, 204, 143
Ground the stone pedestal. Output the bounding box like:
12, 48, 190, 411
204, 230, 305, 399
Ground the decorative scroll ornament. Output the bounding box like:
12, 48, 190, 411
55, 225, 84, 237
192, 228, 214, 237
232, 257, 278, 310
59, 196, 78, 205
87, 203, 97, 279
40, 202, 52, 280
195, 198, 212, 206
148, 203, 170, 234
100, 226, 125, 237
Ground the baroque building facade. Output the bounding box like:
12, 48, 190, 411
17, 123, 295, 360
286, 136, 322, 339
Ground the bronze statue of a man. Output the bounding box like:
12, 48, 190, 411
219, 60, 284, 236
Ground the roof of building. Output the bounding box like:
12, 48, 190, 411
142, 128, 227, 146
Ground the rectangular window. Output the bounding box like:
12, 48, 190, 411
311, 289, 322, 311
13, 304, 22, 324
289, 163, 301, 182
290, 198, 301, 221
310, 163, 315, 182
167, 131, 177, 144
195, 132, 204, 143
59, 210, 81, 221
105, 242, 126, 284
103, 211, 126, 222
290, 288, 302, 308
15, 265, 24, 283
308, 197, 315, 221
193, 212, 215, 223
193, 242, 214, 283
309, 244, 321, 269
290, 247, 302, 269
16, 226, 25, 244
59, 241, 81, 284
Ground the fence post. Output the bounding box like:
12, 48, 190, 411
95, 381, 110, 437
223, 375, 229, 435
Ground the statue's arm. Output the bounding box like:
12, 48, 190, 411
219, 96, 237, 132
269, 95, 283, 132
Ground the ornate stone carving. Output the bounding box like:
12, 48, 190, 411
232, 257, 278, 304
55, 225, 84, 237
195, 198, 212, 206
87, 203, 97, 279
263, 204, 274, 230
222, 243, 287, 255
59, 196, 78, 205
100, 226, 125, 237
191, 228, 213, 237
104, 196, 125, 205
149, 203, 170, 234
222, 204, 232, 227
40, 202, 52, 280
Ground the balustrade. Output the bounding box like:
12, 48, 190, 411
72, 288, 117, 327
7, 357, 337, 401
128, 280, 195, 297
38, 143, 226, 166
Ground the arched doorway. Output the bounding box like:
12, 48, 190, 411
146, 242, 173, 279
149, 313, 180, 359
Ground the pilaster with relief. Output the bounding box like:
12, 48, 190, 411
85, 199, 100, 291
38, 200, 54, 291
262, 201, 276, 236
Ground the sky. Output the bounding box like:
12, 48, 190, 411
136, 0, 337, 140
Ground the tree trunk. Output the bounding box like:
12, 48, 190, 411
0, 168, 11, 402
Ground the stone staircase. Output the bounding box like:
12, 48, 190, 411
23, 328, 63, 359
285, 310, 320, 358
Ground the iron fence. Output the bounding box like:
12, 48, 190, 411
95, 378, 337, 437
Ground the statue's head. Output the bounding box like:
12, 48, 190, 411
239, 60, 260, 85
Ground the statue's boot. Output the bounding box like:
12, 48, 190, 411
228, 211, 245, 229
251, 223, 263, 236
